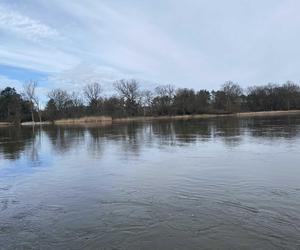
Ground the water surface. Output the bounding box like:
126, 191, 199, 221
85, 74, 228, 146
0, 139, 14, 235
1, 116, 300, 249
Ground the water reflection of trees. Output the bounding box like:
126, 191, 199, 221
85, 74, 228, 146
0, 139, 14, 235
43, 126, 86, 153
151, 122, 176, 146
212, 117, 244, 146
246, 116, 300, 139
79, 116, 300, 152
0, 126, 35, 160
27, 127, 42, 164
114, 122, 144, 155
1, 116, 300, 160
86, 126, 107, 157
0, 126, 44, 163
151, 120, 212, 145
174, 120, 212, 143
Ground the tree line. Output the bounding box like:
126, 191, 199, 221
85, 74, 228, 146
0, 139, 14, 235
1, 80, 300, 123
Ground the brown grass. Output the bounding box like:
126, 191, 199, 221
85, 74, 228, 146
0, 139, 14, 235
114, 110, 300, 123
0, 122, 13, 127
236, 110, 300, 117
54, 116, 113, 125
113, 114, 222, 123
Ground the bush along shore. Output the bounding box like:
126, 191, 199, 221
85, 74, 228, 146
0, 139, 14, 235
2, 80, 300, 126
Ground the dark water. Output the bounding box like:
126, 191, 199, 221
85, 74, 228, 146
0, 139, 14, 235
1, 116, 300, 250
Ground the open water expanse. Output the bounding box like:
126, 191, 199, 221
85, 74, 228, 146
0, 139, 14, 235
0, 116, 300, 249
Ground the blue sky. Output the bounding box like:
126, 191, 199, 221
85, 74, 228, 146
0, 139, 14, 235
0, 0, 300, 102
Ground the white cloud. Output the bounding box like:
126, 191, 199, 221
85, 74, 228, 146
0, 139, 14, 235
0, 5, 59, 41
1, 0, 300, 91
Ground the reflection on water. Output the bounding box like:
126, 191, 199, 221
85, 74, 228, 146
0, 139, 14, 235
1, 116, 300, 249
2, 116, 300, 160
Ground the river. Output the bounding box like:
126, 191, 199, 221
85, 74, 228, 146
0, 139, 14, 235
1, 116, 300, 249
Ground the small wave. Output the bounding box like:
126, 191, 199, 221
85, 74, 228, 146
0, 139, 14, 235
217, 200, 259, 214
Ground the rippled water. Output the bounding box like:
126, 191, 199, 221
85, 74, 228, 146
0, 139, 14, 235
1, 116, 300, 249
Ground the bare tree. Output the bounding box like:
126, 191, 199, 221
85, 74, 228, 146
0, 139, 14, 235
48, 89, 70, 111
282, 81, 300, 110
114, 79, 140, 101
221, 81, 243, 112
23, 80, 42, 123
114, 79, 141, 116
152, 84, 176, 115
70, 91, 84, 108
155, 84, 175, 99
141, 90, 153, 116
84, 82, 102, 104
83, 82, 103, 114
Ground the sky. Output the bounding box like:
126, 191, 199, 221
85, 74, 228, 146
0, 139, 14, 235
0, 0, 300, 102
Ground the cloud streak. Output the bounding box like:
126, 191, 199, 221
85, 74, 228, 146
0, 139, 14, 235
0, 5, 59, 41
0, 0, 300, 93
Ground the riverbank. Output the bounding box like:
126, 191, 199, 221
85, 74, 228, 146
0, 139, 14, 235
54, 116, 112, 125
0, 122, 13, 127
54, 110, 300, 125
113, 114, 220, 122
1, 110, 300, 127
236, 110, 300, 117
21, 121, 51, 126
114, 110, 300, 123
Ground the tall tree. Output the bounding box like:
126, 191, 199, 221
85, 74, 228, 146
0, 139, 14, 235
47, 89, 70, 118
114, 79, 141, 116
44, 99, 58, 121
140, 90, 153, 116
0, 87, 22, 123
173, 88, 196, 115
84, 82, 103, 113
195, 90, 211, 113
282, 81, 300, 110
23, 81, 42, 123
152, 84, 175, 115
221, 81, 243, 112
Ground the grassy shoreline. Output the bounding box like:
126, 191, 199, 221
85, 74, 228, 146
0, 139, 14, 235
54, 116, 113, 125
235, 110, 300, 117
0, 122, 13, 127
113, 110, 300, 123
1, 110, 300, 127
